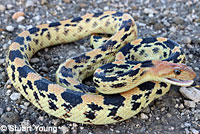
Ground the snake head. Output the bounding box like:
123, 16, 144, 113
150, 60, 196, 87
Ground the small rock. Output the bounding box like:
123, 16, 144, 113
104, 6, 109, 10
6, 107, 11, 111
183, 37, 192, 44
30, 57, 40, 63
179, 104, 184, 109
41, 66, 49, 73
6, 26, 15, 32
154, 23, 164, 30
6, 84, 12, 89
63, 0, 71, 4
1, 112, 20, 124
20, 105, 27, 110
53, 119, 61, 126
169, 26, 176, 32
184, 100, 196, 108
190, 128, 199, 134
12, 11, 25, 20
0, 28, 4, 32
7, 4, 14, 10
179, 87, 200, 102
10, 92, 21, 101
72, 123, 78, 128
166, 113, 172, 118
59, 125, 69, 134
188, 54, 193, 59
0, 108, 4, 115
185, 128, 190, 134
141, 106, 151, 113
184, 122, 191, 127
0, 58, 5, 65
140, 113, 148, 120
33, 15, 41, 21
174, 17, 185, 25
16, 16, 25, 23
143, 8, 156, 15
6, 89, 12, 96
24, 102, 30, 107
41, 0, 48, 5
80, 3, 88, 8
44, 54, 51, 60
0, 4, 6, 11
39, 116, 44, 121
26, 0, 35, 8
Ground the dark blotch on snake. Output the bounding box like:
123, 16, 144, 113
156, 89, 163, 95
138, 81, 156, 91
71, 17, 83, 23
28, 27, 40, 34
9, 50, 23, 62
61, 90, 84, 107
49, 22, 61, 27
17, 65, 35, 78
87, 103, 103, 111
34, 78, 53, 92
103, 94, 125, 107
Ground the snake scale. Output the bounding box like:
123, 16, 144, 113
6, 11, 196, 124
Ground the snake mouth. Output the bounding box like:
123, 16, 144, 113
165, 78, 194, 87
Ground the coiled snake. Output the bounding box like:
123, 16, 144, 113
6, 11, 196, 124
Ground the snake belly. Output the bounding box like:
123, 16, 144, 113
6, 11, 186, 124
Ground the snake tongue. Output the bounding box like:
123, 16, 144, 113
166, 78, 194, 87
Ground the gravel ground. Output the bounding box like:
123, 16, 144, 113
0, 0, 200, 134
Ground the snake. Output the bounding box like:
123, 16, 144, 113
6, 11, 197, 125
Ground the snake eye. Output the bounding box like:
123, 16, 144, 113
174, 69, 181, 75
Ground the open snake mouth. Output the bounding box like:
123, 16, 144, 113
165, 78, 194, 87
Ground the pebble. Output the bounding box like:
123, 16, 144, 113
183, 37, 192, 44
7, 4, 14, 10
80, 3, 88, 8
24, 102, 30, 107
30, 57, 40, 63
179, 104, 184, 109
53, 119, 61, 126
6, 107, 11, 111
63, 0, 71, 4
166, 113, 172, 118
41, 0, 48, 5
190, 128, 199, 134
143, 8, 156, 15
6, 90, 12, 96
179, 87, 200, 102
1, 112, 20, 124
141, 106, 151, 113
0, 4, 6, 11
20, 105, 27, 110
25, 0, 35, 8
0, 108, 3, 115
59, 125, 69, 134
6, 25, 15, 32
6, 84, 12, 89
10, 92, 21, 101
174, 17, 185, 25
184, 122, 191, 127
140, 113, 148, 120
154, 23, 164, 30
0, 58, 5, 65
184, 100, 196, 108
39, 116, 44, 121
12, 11, 25, 20
169, 26, 176, 32
16, 16, 25, 23
41, 66, 49, 73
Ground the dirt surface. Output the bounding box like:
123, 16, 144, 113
0, 0, 200, 134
